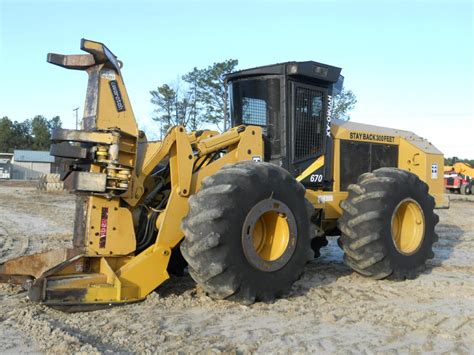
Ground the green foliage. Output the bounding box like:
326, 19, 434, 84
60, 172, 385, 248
31, 115, 51, 150
0, 116, 31, 152
444, 157, 474, 166
151, 59, 238, 135
150, 84, 177, 136
0, 117, 13, 152
331, 87, 357, 121
49, 116, 62, 130
150, 81, 194, 138
197, 59, 238, 132
11, 120, 32, 150
0, 115, 62, 152
182, 67, 203, 131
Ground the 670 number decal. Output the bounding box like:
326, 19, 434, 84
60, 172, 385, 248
310, 174, 323, 183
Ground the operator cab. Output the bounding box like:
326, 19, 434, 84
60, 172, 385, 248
227, 61, 343, 187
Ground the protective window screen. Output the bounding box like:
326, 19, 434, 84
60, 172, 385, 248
294, 87, 325, 161
340, 140, 399, 190
230, 78, 281, 157
242, 98, 267, 126
371, 143, 398, 170
340, 141, 370, 191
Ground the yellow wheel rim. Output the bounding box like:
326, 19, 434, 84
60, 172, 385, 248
391, 199, 425, 255
242, 199, 297, 272
252, 211, 290, 261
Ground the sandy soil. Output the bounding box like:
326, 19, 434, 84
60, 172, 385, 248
0, 185, 473, 353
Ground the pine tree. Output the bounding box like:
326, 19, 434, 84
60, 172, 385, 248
330, 88, 357, 121
198, 59, 238, 132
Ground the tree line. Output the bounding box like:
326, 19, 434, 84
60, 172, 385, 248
444, 157, 474, 166
0, 115, 62, 153
150, 60, 358, 138
150, 59, 239, 137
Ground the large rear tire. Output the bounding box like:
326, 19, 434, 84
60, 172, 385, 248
181, 161, 314, 304
338, 168, 439, 280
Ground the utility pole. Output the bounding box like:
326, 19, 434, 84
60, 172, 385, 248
73, 107, 79, 129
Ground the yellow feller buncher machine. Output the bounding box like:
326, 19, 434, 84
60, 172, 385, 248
0, 40, 448, 311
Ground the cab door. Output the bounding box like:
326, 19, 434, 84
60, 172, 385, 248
289, 81, 329, 185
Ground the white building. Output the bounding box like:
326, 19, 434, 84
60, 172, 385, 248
12, 150, 55, 180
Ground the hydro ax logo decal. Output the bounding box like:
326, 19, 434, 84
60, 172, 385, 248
326, 95, 333, 137
109, 80, 126, 112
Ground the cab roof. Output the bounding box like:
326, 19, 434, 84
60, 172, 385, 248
226, 61, 342, 85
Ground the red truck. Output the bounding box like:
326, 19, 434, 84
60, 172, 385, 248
444, 163, 473, 195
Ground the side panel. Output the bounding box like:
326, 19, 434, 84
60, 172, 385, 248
331, 120, 447, 208
398, 139, 446, 207
309, 124, 447, 229
85, 196, 136, 256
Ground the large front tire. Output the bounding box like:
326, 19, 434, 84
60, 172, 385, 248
338, 168, 439, 280
181, 161, 314, 304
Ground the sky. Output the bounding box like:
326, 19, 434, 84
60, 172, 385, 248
0, 0, 472, 157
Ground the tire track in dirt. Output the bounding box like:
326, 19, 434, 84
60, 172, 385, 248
0, 226, 29, 264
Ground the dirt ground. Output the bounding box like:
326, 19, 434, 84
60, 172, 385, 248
0, 184, 473, 354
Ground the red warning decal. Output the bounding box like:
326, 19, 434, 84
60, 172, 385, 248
99, 207, 108, 248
